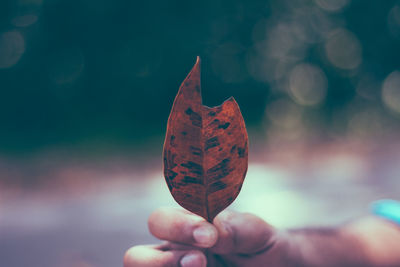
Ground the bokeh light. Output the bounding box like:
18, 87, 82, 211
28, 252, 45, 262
0, 31, 25, 69
12, 14, 38, 27
387, 4, 400, 39
12, 0, 43, 27
266, 98, 303, 129
382, 71, 400, 114
325, 28, 362, 70
315, 0, 350, 12
289, 63, 327, 106
348, 108, 385, 139
356, 75, 380, 100
265, 98, 306, 143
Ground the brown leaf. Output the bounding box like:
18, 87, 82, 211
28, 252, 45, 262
163, 57, 248, 222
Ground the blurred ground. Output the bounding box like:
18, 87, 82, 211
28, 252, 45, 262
1, 139, 400, 267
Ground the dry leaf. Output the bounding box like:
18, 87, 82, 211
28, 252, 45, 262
163, 57, 248, 222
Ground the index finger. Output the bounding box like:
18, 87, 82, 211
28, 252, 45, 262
148, 207, 218, 248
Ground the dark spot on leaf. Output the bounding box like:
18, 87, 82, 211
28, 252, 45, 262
218, 122, 230, 129
230, 145, 237, 153
205, 136, 220, 151
207, 158, 233, 182
181, 131, 187, 136
238, 147, 245, 158
207, 158, 230, 173
165, 169, 178, 180
235, 183, 243, 191
185, 108, 202, 127
190, 146, 202, 156
209, 181, 227, 193
164, 150, 177, 169
210, 119, 220, 127
208, 111, 216, 116
183, 176, 203, 185
181, 161, 203, 175
170, 135, 176, 146
185, 108, 193, 115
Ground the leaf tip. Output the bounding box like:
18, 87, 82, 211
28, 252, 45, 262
193, 56, 201, 76
196, 55, 201, 64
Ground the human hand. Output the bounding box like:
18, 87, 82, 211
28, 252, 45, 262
123, 207, 292, 267
124, 206, 400, 267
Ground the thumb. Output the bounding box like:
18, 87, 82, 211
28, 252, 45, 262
210, 210, 276, 255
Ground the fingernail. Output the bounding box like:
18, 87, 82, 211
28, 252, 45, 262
193, 226, 213, 245
180, 253, 203, 267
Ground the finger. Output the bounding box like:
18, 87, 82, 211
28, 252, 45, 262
148, 207, 218, 248
123, 245, 206, 267
210, 210, 276, 255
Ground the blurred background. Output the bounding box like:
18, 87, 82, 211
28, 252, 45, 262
1, 0, 400, 266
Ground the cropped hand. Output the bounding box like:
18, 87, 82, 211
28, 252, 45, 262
123, 207, 289, 267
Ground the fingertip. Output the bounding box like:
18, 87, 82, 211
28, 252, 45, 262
123, 246, 149, 266
123, 245, 175, 267
123, 247, 135, 266
124, 245, 203, 267
180, 251, 207, 267
193, 225, 218, 247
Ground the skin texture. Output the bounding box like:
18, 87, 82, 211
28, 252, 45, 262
124, 207, 400, 267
